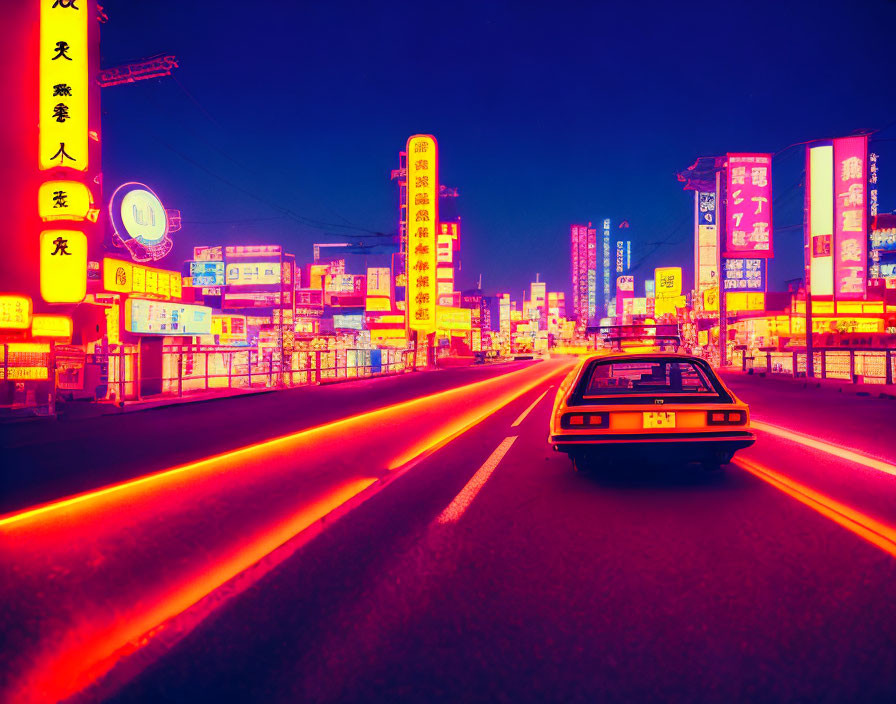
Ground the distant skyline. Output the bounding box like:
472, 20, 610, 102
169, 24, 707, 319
100, 0, 896, 300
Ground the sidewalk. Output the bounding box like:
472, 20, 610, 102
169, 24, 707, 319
721, 367, 896, 400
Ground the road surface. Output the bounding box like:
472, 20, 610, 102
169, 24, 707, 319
2, 358, 896, 703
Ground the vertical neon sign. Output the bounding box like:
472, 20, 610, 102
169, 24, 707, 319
602, 219, 611, 317
39, 0, 89, 303
406, 135, 438, 333
833, 136, 868, 300
807, 143, 834, 296
725, 154, 773, 257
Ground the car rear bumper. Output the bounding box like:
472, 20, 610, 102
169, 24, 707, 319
550, 430, 756, 454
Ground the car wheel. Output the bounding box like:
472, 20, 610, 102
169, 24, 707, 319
570, 452, 588, 473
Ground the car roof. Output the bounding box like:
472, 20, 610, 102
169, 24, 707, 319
580, 351, 705, 364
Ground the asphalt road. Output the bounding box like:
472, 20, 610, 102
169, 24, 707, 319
0, 361, 896, 702
0, 360, 536, 514
102, 362, 896, 703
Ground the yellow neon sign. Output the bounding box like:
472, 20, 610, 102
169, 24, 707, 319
103, 258, 182, 300
38, 180, 93, 221
407, 135, 438, 334
40, 230, 87, 303
654, 267, 683, 297
31, 314, 73, 338
0, 295, 33, 329
40, 0, 88, 172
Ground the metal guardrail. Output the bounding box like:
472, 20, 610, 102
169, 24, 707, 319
734, 348, 896, 385
91, 346, 414, 404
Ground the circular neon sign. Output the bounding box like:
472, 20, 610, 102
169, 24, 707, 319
109, 182, 174, 262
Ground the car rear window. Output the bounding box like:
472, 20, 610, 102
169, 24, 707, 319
574, 358, 729, 403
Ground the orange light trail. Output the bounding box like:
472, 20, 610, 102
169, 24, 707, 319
0, 360, 568, 529
751, 420, 896, 478
736, 456, 896, 560
0, 359, 572, 704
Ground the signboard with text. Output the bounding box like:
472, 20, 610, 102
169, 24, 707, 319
833, 135, 868, 299
725, 153, 773, 257
407, 135, 438, 334
722, 258, 766, 291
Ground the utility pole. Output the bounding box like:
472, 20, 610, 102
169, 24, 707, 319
718, 169, 728, 366
803, 147, 814, 378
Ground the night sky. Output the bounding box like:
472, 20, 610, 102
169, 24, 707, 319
100, 0, 896, 299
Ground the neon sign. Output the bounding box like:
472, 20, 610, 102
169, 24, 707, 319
407, 135, 438, 334
833, 136, 868, 299
40, 0, 88, 172
725, 153, 773, 257
40, 230, 87, 303
109, 182, 174, 262
0, 296, 32, 330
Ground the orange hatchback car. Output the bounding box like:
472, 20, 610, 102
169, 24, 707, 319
549, 352, 755, 471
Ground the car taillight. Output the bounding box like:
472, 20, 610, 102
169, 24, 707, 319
561, 412, 609, 429
707, 410, 746, 426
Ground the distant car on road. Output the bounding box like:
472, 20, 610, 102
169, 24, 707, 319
549, 352, 755, 471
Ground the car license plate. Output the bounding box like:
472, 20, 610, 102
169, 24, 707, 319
643, 411, 675, 429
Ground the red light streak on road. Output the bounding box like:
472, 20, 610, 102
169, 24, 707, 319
750, 420, 896, 477
736, 456, 896, 560
0, 360, 570, 704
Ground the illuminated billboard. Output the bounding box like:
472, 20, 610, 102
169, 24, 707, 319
807, 144, 834, 296
407, 135, 438, 334
333, 314, 364, 330
225, 262, 281, 285
211, 315, 247, 345
602, 219, 611, 315
725, 154, 772, 257
571, 224, 597, 324
103, 258, 182, 300
0, 296, 32, 330
225, 245, 281, 258
31, 314, 73, 339
616, 275, 634, 323
38, 181, 94, 222
654, 267, 683, 297
722, 258, 765, 291
193, 245, 223, 261
366, 267, 391, 297
223, 291, 292, 308
109, 182, 173, 262
40, 230, 87, 303
190, 261, 225, 287
615, 240, 631, 274
695, 188, 719, 291
436, 307, 472, 332
125, 299, 212, 335
833, 136, 868, 299
40, 0, 88, 172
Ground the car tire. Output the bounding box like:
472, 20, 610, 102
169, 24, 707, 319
570, 453, 588, 473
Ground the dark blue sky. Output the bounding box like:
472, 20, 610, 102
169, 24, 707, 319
100, 0, 896, 299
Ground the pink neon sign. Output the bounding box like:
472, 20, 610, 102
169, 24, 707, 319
833, 136, 868, 300
725, 153, 773, 258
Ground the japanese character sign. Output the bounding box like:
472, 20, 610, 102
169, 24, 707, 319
722, 258, 765, 291
40, 230, 87, 303
833, 136, 868, 299
38, 180, 93, 221
40, 0, 88, 171
725, 154, 772, 257
406, 135, 438, 332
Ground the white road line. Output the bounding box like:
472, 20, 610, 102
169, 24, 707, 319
437, 436, 518, 524
511, 386, 552, 428
751, 419, 896, 478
